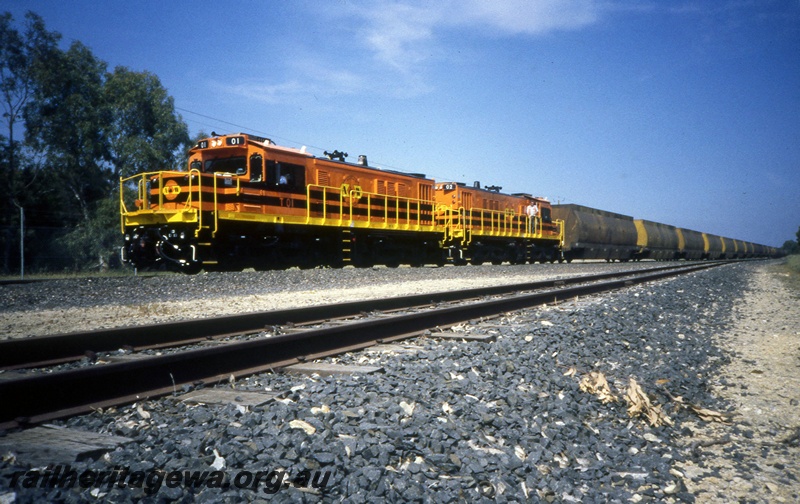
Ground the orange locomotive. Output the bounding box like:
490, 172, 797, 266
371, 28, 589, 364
434, 182, 562, 265
120, 133, 446, 271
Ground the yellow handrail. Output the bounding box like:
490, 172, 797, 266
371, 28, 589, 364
119, 170, 205, 234
192, 169, 203, 235
306, 184, 435, 231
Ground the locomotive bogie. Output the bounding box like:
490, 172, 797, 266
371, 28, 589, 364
122, 224, 204, 272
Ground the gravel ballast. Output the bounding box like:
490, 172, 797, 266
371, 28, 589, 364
1, 261, 798, 503
1, 262, 662, 339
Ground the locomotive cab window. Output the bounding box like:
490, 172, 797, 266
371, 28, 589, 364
203, 156, 247, 175
249, 154, 263, 182
267, 161, 305, 192
190, 160, 201, 172
541, 207, 552, 223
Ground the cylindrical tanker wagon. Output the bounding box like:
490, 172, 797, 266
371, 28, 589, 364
634, 220, 679, 260
551, 204, 638, 262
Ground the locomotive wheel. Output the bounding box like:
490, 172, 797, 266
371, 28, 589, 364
182, 262, 202, 274
353, 258, 373, 268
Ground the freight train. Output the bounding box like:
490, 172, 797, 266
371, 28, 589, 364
119, 133, 777, 272
552, 204, 776, 262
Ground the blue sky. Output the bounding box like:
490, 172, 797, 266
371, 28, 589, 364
5, 0, 799, 247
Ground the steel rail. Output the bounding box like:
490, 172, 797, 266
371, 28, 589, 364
0, 261, 727, 429
0, 279, 42, 286
0, 262, 728, 370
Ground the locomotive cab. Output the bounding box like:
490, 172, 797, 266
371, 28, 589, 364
188, 149, 307, 194
263, 160, 306, 193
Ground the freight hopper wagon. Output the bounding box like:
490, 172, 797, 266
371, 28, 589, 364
632, 221, 720, 260
433, 182, 563, 265
552, 204, 640, 262
120, 133, 443, 271
554, 203, 777, 262
633, 219, 681, 260
632, 221, 770, 260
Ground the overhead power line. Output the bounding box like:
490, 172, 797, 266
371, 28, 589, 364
175, 107, 319, 150
174, 106, 411, 173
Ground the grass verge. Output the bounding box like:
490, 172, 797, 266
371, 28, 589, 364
773, 255, 800, 295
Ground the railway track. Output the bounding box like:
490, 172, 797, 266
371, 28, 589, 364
0, 261, 732, 429
0, 262, 725, 370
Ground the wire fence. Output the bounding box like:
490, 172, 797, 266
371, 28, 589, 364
0, 225, 123, 275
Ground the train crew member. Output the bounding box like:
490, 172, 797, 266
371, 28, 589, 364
526, 202, 539, 233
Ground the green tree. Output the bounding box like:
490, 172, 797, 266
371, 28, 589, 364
25, 40, 110, 223
0, 11, 60, 273
0, 11, 59, 195
0, 11, 26, 209
782, 240, 799, 255
56, 197, 122, 270
105, 67, 189, 179
3, 10, 190, 271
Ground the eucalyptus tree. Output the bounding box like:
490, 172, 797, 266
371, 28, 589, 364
5, 10, 190, 270
0, 11, 59, 194
105, 67, 190, 180
25, 40, 110, 224
0, 11, 59, 272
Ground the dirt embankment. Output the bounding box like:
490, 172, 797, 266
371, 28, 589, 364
676, 264, 800, 502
